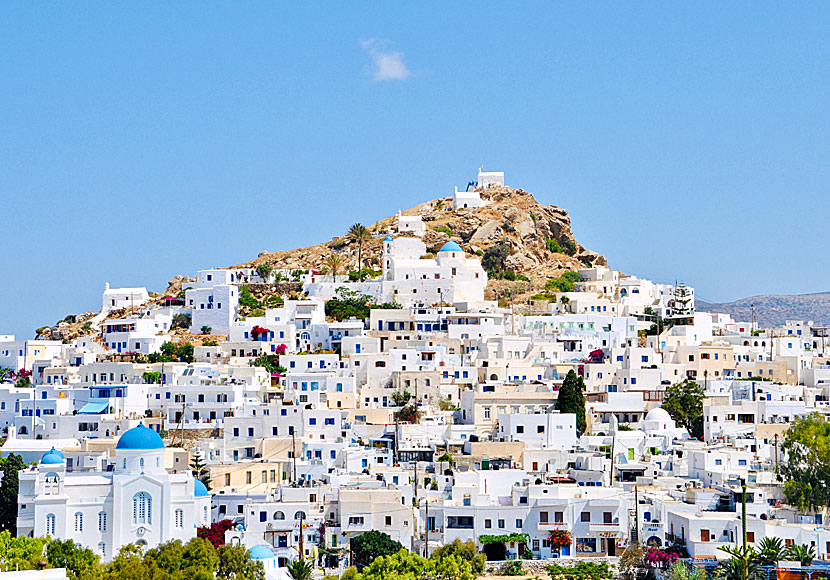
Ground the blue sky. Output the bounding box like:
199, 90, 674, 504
2, 3, 829, 338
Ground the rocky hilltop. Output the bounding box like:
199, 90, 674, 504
697, 292, 830, 328
241, 186, 605, 300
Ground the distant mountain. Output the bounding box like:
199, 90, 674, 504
697, 292, 830, 328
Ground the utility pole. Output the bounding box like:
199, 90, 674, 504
178, 401, 187, 446
741, 478, 747, 549
298, 511, 305, 561
414, 379, 418, 423
633, 485, 639, 545
774, 433, 780, 479
424, 498, 429, 558
292, 430, 297, 484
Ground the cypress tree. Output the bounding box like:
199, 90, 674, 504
0, 453, 26, 534
557, 370, 587, 435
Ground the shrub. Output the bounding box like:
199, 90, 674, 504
238, 286, 261, 310
545, 238, 563, 253
562, 239, 578, 255
504, 560, 524, 576
434, 225, 453, 236
545, 271, 582, 292
171, 312, 192, 330
482, 240, 511, 272
348, 268, 382, 281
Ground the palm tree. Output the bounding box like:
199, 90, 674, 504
756, 537, 784, 566
286, 559, 313, 580
717, 545, 761, 580
784, 544, 815, 567
325, 254, 342, 281
347, 223, 371, 281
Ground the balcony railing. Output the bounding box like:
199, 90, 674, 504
538, 521, 569, 530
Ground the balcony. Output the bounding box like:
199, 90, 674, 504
589, 523, 621, 534
538, 521, 569, 531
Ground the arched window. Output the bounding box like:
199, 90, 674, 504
175, 509, 183, 528
46, 513, 55, 535
132, 492, 152, 524
98, 511, 107, 532
98, 542, 106, 557
139, 458, 144, 468
203, 506, 208, 522
294, 511, 306, 521
274, 511, 285, 520
74, 512, 83, 532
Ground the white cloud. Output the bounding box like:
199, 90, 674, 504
361, 38, 411, 81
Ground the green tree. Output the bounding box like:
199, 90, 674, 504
662, 379, 705, 440
190, 449, 211, 490
103, 544, 152, 580
482, 240, 511, 273
347, 224, 372, 282
783, 544, 815, 566
255, 264, 273, 282
216, 543, 266, 580
0, 530, 49, 571
350, 531, 403, 570
716, 545, 761, 580
779, 414, 830, 510
431, 539, 484, 576
201, 325, 212, 335
46, 539, 102, 580
287, 559, 314, 580
755, 537, 784, 566
325, 254, 342, 281
557, 370, 586, 436
0, 454, 26, 534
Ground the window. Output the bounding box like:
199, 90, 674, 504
46, 513, 55, 535
498, 519, 505, 528
580, 511, 591, 522
74, 512, 84, 532
132, 492, 151, 524
516, 518, 523, 528
175, 509, 184, 528
98, 542, 106, 557
246, 472, 252, 484
385, 516, 392, 526
98, 511, 107, 532
485, 519, 492, 528
516, 425, 524, 434
537, 425, 545, 433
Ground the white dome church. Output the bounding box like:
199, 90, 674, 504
17, 422, 211, 560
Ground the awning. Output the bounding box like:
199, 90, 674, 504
79, 401, 110, 414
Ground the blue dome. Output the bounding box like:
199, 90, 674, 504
194, 478, 210, 497
40, 447, 65, 465
438, 241, 463, 253
384, 235, 393, 242
116, 423, 165, 450
248, 545, 275, 560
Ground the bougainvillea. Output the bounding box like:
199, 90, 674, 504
645, 546, 679, 567
197, 519, 234, 549
548, 529, 573, 547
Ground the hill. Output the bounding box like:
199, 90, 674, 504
239, 185, 606, 301
35, 186, 606, 341
697, 292, 830, 328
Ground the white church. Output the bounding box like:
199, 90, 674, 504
17, 423, 211, 560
